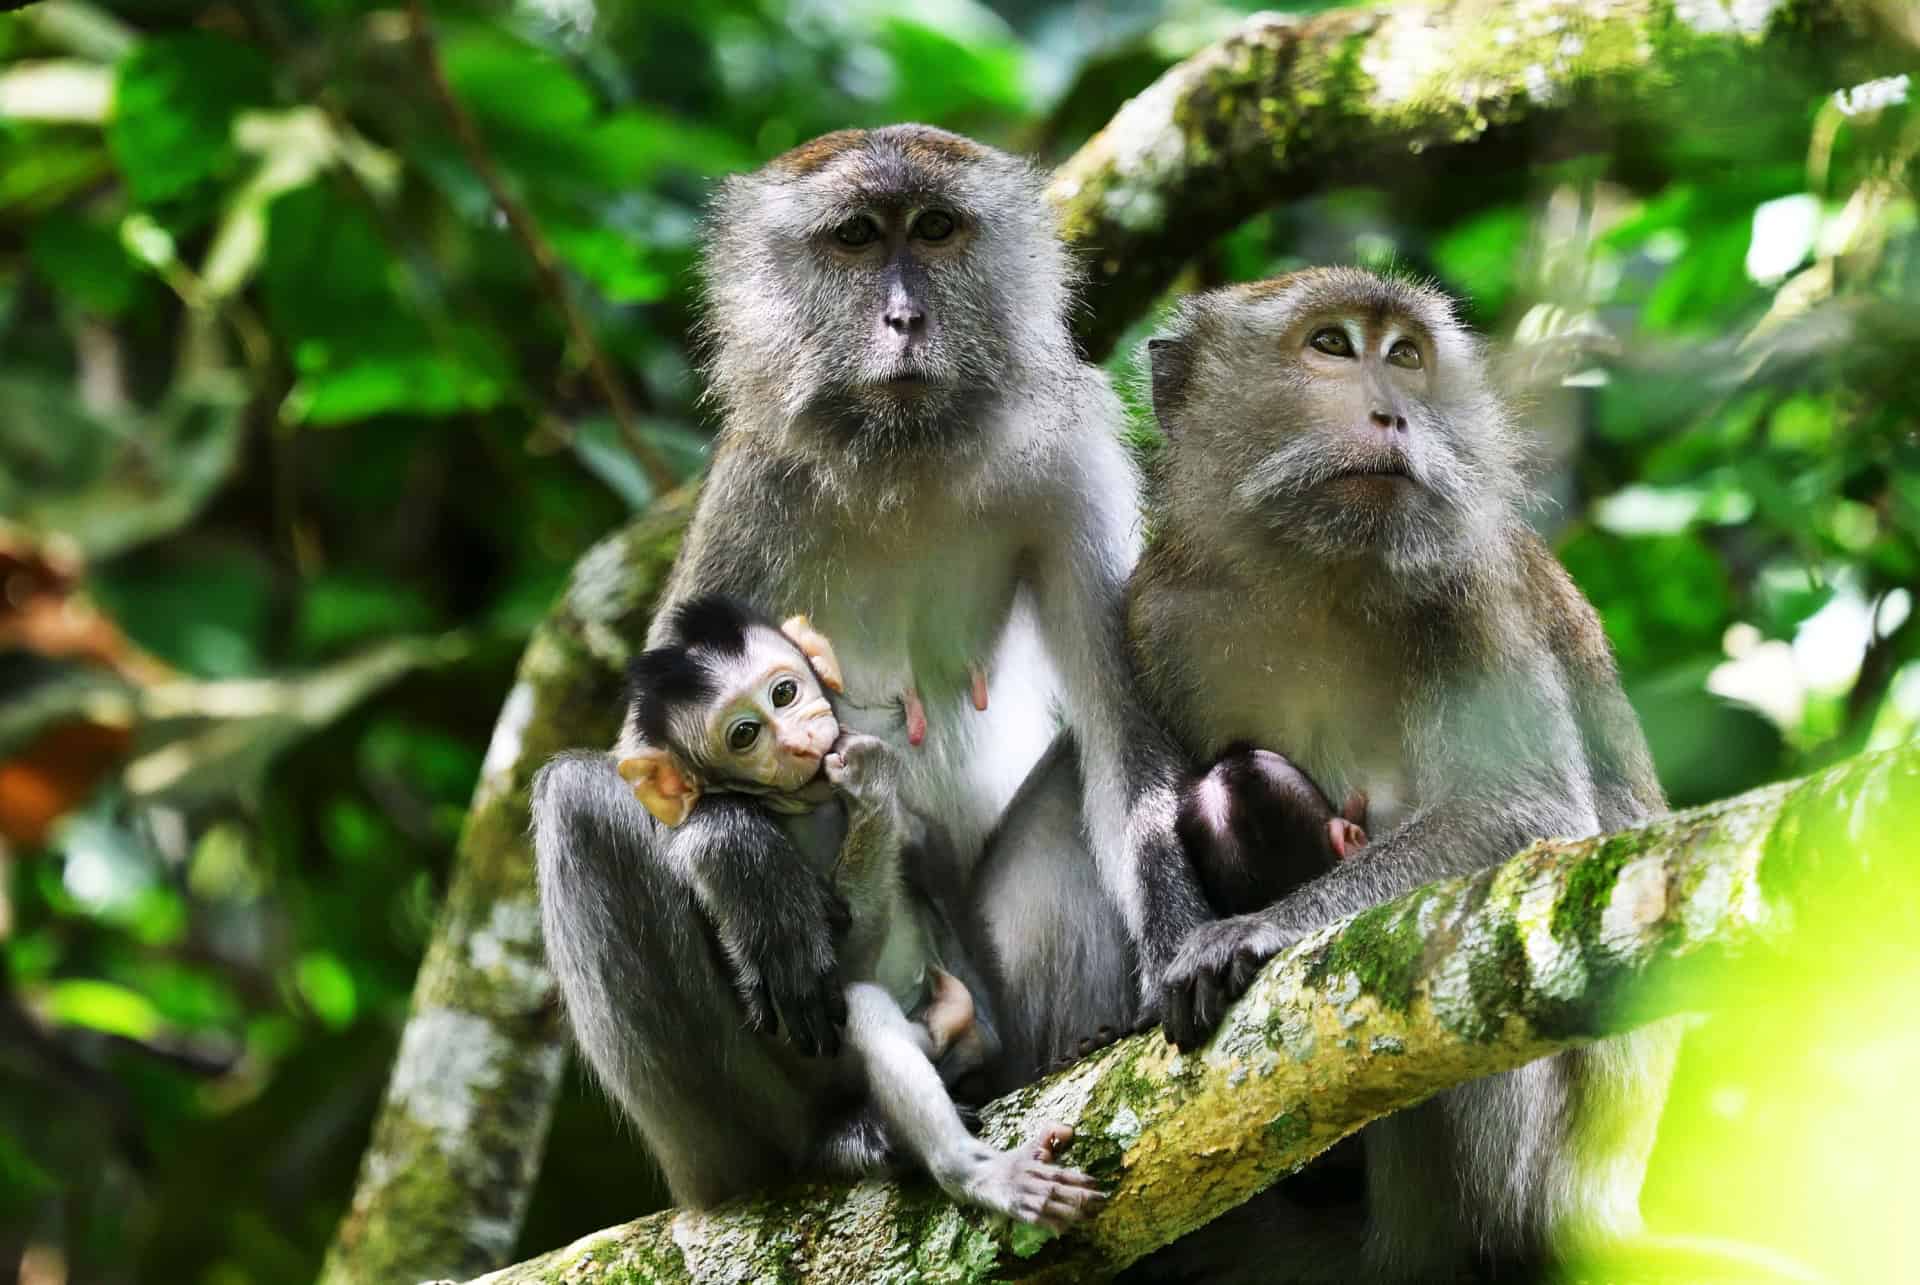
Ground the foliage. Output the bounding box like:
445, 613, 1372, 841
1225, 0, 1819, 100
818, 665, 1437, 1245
0, 0, 1914, 1281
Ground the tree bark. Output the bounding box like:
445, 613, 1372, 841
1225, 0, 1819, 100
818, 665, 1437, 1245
1058, 0, 1907, 360
319, 488, 698, 1285
321, 1, 1917, 1281
448, 741, 1919, 1284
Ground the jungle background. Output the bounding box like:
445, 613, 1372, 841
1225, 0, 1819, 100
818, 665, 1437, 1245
0, 0, 1915, 1281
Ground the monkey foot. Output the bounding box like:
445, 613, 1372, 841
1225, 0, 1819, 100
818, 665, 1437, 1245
957, 1123, 1104, 1233
903, 686, 927, 747
968, 663, 988, 712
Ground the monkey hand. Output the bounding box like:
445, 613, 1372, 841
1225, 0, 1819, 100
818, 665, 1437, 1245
725, 869, 852, 1057
824, 731, 899, 814
1160, 913, 1299, 1050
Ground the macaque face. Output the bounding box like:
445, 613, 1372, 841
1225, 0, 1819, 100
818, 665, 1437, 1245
1154, 269, 1517, 578
690, 629, 840, 794
1231, 300, 1460, 550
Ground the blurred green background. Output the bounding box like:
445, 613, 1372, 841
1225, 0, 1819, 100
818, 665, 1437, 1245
0, 0, 1914, 1281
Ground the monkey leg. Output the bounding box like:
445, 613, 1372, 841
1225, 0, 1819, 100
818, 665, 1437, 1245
843, 982, 1103, 1231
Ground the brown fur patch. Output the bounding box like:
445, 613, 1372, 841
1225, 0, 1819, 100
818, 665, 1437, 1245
767, 125, 986, 180
897, 128, 985, 167
769, 129, 868, 176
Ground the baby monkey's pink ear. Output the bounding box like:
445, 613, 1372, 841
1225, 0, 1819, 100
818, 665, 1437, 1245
617, 748, 701, 827
780, 615, 844, 692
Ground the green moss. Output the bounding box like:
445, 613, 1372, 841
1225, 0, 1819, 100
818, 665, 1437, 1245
1465, 915, 1527, 1031
1264, 1109, 1311, 1153
1549, 832, 1638, 950
1306, 889, 1432, 1013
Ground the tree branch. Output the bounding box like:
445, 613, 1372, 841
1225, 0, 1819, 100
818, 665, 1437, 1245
1055, 0, 1909, 359
318, 488, 700, 1285
454, 741, 1919, 1284
405, 0, 677, 496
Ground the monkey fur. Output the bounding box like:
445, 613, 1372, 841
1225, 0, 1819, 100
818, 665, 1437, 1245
1176, 744, 1367, 917
532, 125, 1209, 1217
1129, 267, 1680, 1279
596, 593, 1094, 1225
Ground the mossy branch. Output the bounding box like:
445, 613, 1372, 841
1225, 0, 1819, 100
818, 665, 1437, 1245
1054, 0, 1910, 359
319, 488, 700, 1285
450, 741, 1920, 1285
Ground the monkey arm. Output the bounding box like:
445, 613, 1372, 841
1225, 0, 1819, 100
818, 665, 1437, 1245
655, 791, 854, 1056
1161, 669, 1602, 1048
1023, 400, 1213, 1006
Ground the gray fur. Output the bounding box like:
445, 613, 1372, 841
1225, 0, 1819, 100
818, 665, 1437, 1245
534, 125, 1207, 1217
1130, 268, 1679, 1279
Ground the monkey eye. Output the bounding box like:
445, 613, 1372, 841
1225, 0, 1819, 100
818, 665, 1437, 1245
1309, 327, 1354, 358
771, 677, 799, 708
832, 216, 880, 248
1387, 339, 1423, 370
913, 210, 956, 242
727, 719, 761, 752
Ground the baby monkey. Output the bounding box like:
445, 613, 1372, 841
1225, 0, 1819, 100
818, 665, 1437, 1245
616, 595, 1100, 1229
1176, 745, 1367, 916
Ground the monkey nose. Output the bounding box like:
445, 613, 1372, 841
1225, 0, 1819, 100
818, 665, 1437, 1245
884, 304, 925, 334
1369, 409, 1408, 432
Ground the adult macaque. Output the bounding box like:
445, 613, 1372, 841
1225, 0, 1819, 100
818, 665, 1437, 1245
1129, 267, 1678, 1279
566, 593, 1094, 1225
532, 125, 1209, 1213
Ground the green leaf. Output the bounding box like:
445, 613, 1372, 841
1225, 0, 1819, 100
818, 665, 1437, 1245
109, 33, 274, 205
43, 978, 165, 1040
546, 220, 673, 304
878, 18, 1029, 121
297, 574, 439, 656
1559, 529, 1734, 672
0, 373, 247, 559
29, 215, 141, 315
566, 415, 708, 510
441, 25, 596, 140
295, 952, 357, 1028
1431, 206, 1529, 319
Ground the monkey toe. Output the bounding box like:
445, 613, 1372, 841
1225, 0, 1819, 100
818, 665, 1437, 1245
1027, 1122, 1073, 1162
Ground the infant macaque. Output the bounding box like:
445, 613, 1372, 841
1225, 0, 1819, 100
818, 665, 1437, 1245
619, 595, 1100, 1228
1176, 744, 1367, 916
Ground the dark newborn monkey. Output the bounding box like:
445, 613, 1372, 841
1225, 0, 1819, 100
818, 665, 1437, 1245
1177, 744, 1367, 916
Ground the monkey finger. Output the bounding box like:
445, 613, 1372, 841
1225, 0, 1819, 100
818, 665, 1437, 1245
1042, 1167, 1104, 1193
1162, 983, 1198, 1050
1226, 947, 1265, 998
1041, 1188, 1104, 1223
1189, 974, 1225, 1042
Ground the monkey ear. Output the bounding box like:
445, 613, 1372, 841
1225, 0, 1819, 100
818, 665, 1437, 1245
1147, 336, 1193, 434
780, 615, 844, 692
618, 749, 701, 827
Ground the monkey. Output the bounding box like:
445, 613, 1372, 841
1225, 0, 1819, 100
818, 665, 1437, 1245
1127, 267, 1680, 1280
597, 592, 1095, 1224
532, 124, 1211, 1219
1176, 744, 1367, 917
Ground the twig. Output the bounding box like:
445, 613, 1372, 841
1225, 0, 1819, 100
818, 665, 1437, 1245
405, 0, 677, 496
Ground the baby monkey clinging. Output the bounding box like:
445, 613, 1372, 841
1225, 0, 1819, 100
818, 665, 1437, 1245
612, 594, 1101, 1230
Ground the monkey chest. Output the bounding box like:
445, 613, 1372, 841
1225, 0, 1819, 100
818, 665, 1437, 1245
1180, 618, 1418, 831
794, 527, 1023, 714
